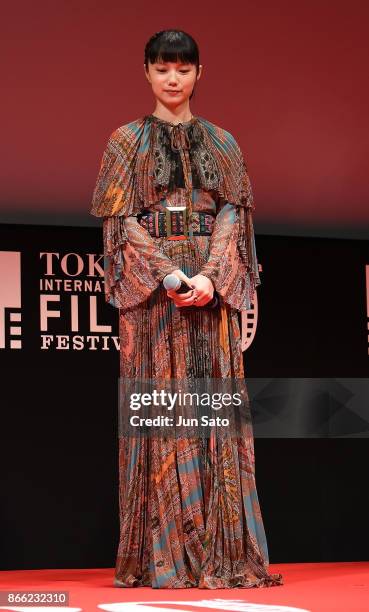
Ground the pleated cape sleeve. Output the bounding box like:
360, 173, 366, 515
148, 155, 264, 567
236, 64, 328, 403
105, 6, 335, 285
196, 118, 261, 310
90, 118, 178, 310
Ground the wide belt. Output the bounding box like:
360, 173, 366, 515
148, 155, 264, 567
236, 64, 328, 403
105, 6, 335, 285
137, 207, 215, 240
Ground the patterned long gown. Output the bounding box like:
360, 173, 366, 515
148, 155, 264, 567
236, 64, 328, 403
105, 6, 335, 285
101, 118, 283, 589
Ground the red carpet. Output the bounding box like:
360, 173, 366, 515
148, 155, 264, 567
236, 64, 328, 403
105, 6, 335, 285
0, 563, 368, 612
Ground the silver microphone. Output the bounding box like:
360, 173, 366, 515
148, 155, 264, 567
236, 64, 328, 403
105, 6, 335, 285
162, 273, 188, 293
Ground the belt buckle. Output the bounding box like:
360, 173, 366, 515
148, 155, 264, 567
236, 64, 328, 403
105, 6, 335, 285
165, 205, 188, 240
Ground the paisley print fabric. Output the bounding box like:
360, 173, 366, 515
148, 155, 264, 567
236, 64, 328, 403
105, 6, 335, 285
90, 114, 283, 589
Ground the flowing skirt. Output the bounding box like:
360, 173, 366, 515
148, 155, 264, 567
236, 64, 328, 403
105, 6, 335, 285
114, 242, 283, 588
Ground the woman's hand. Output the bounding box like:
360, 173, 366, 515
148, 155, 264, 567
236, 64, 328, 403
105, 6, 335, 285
165, 269, 198, 308
188, 274, 214, 307
165, 270, 214, 308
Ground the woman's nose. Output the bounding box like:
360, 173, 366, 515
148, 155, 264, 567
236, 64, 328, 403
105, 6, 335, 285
168, 73, 179, 85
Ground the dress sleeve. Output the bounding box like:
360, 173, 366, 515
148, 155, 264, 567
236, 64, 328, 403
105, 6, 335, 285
102, 214, 179, 312
198, 181, 261, 312
91, 132, 178, 311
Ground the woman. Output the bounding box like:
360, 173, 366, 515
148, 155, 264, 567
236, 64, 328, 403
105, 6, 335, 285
90, 29, 283, 589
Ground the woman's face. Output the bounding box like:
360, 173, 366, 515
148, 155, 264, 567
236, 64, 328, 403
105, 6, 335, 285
144, 60, 202, 108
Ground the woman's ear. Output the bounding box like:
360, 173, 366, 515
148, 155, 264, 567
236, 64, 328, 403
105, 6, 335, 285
143, 63, 151, 84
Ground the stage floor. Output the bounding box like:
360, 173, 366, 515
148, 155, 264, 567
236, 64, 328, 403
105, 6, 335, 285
0, 562, 368, 611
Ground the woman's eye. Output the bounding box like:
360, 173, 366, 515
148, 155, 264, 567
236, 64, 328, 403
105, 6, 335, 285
156, 69, 190, 74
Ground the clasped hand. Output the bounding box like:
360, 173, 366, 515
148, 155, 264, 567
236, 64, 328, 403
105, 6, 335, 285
165, 269, 214, 308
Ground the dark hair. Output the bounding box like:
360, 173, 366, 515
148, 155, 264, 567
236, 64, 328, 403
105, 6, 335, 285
144, 30, 200, 100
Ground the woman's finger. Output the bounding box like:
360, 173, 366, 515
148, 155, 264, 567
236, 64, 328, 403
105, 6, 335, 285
194, 294, 212, 307
177, 290, 194, 299
175, 295, 197, 307
167, 288, 194, 300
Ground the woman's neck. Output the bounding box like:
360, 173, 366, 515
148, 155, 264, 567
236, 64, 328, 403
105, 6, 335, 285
151, 105, 193, 125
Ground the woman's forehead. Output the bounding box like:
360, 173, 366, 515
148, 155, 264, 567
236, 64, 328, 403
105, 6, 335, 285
153, 60, 192, 66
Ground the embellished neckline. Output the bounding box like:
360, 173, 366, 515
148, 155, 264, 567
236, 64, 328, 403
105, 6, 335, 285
146, 113, 198, 128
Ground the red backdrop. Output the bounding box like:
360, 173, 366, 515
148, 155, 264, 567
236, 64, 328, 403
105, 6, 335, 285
1, 0, 368, 231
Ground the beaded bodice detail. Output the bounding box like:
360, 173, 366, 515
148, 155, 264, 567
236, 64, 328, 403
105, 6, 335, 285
146, 114, 219, 194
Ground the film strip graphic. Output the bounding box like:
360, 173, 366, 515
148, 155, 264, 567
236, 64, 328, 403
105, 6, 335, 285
0, 251, 22, 350
241, 263, 262, 352
366, 265, 369, 356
